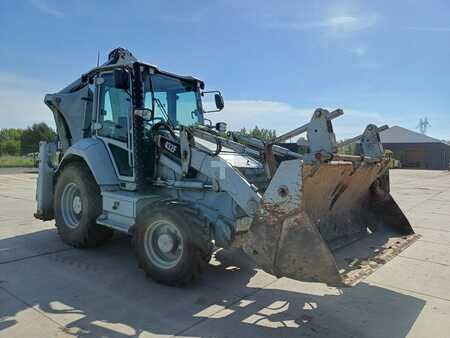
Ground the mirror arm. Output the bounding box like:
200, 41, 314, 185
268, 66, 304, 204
204, 108, 221, 114
202, 90, 224, 113
203, 118, 213, 127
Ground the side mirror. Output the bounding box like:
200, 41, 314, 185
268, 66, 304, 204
214, 93, 224, 111
113, 69, 129, 91
202, 91, 224, 113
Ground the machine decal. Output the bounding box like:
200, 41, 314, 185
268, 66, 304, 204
160, 137, 181, 159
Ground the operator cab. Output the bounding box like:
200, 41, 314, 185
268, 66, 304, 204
90, 54, 224, 190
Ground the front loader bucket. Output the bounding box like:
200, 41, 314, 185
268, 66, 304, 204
243, 159, 418, 286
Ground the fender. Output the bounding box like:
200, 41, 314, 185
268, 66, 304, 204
58, 137, 120, 187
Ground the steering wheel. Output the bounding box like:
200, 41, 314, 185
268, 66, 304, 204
150, 117, 166, 124
151, 120, 176, 138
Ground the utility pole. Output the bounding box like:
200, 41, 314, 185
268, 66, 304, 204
416, 117, 431, 135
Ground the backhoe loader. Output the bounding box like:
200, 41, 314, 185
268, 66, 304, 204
35, 48, 418, 286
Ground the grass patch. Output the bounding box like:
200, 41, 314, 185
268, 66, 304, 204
0, 155, 36, 168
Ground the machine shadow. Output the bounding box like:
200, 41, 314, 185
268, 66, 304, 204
0, 229, 425, 338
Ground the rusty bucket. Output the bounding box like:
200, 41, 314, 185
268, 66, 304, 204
243, 159, 418, 286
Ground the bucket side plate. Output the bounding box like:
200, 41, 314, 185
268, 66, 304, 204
243, 159, 343, 284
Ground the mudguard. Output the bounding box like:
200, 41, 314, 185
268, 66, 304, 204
59, 138, 120, 188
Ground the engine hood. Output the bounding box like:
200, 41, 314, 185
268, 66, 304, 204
194, 137, 263, 169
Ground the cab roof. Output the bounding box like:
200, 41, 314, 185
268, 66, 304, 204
86, 47, 204, 87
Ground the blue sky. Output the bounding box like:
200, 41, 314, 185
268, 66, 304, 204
1, 0, 449, 140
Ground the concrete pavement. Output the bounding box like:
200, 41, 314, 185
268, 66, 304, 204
0, 169, 449, 337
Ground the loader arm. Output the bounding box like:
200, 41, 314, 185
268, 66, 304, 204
156, 137, 262, 217
178, 110, 418, 286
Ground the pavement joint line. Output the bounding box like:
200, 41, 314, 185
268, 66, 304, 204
0, 285, 68, 331
170, 278, 279, 337
417, 210, 450, 217
429, 197, 450, 201
369, 281, 450, 302
0, 194, 34, 202
0, 173, 37, 178
0, 236, 134, 266
415, 225, 450, 233
0, 179, 34, 184
0, 247, 74, 265
418, 239, 450, 247
397, 254, 450, 267
417, 237, 450, 246
404, 191, 446, 212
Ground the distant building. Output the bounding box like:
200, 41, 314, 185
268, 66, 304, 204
280, 126, 449, 170
379, 126, 449, 170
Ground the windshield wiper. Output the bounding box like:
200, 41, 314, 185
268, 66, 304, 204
153, 97, 176, 130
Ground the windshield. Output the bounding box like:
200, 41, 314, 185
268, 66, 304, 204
144, 73, 203, 127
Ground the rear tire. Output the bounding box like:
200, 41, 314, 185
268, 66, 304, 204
54, 162, 113, 247
133, 201, 211, 286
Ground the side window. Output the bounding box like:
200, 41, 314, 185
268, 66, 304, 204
176, 92, 201, 126
103, 91, 113, 121
98, 73, 131, 142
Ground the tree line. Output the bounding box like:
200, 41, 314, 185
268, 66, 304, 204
0, 124, 276, 157
239, 126, 277, 141
0, 123, 56, 156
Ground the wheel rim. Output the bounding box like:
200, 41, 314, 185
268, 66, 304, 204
61, 182, 82, 229
144, 220, 184, 269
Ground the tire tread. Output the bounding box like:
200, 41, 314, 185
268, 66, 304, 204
133, 200, 211, 286
54, 161, 113, 248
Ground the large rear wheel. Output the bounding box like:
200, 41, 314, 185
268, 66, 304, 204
54, 162, 113, 247
133, 202, 211, 286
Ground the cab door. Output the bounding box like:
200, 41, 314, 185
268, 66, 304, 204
95, 72, 134, 184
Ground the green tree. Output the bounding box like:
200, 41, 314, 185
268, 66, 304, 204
0, 128, 23, 142
239, 126, 277, 141
0, 128, 23, 156
20, 123, 56, 155
338, 141, 358, 155
0, 140, 20, 155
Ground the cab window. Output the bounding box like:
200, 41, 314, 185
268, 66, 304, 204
98, 73, 131, 142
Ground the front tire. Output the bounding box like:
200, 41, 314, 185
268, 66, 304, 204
133, 201, 211, 286
54, 162, 113, 247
